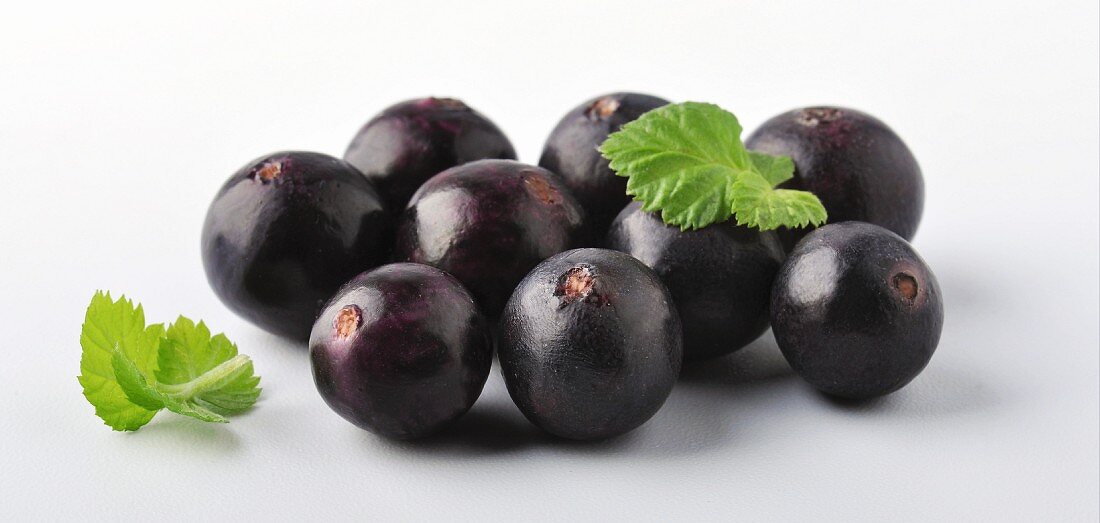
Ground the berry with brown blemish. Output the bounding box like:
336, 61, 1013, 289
746, 106, 924, 251
309, 263, 492, 439
499, 248, 682, 440
770, 222, 943, 400
394, 159, 586, 317
202, 151, 390, 341
539, 92, 670, 236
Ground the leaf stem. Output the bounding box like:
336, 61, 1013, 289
156, 354, 252, 399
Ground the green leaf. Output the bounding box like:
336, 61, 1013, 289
112, 347, 228, 423
156, 317, 230, 384
78, 292, 260, 431
78, 291, 163, 431
600, 101, 826, 231
110, 349, 166, 411
601, 102, 748, 229
731, 171, 828, 230
748, 151, 795, 186
155, 317, 260, 417
160, 395, 229, 424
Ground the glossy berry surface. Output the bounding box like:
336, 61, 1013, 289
539, 92, 670, 235
771, 222, 943, 399
344, 97, 516, 212
394, 159, 586, 316
746, 107, 924, 250
607, 202, 785, 361
201, 151, 390, 341
309, 263, 492, 439
499, 248, 682, 440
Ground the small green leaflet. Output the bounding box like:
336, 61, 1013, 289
78, 293, 162, 430
748, 151, 795, 187
78, 291, 261, 431
732, 171, 828, 230
599, 101, 827, 231
156, 318, 261, 417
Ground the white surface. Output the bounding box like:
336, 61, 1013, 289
1, 1, 1097, 520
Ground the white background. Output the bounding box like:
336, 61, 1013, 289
1, 1, 1097, 520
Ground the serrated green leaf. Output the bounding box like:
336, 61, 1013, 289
601, 102, 751, 230
731, 171, 828, 231
114, 343, 229, 424
160, 396, 228, 423
600, 101, 826, 231
108, 347, 232, 426
78, 291, 163, 431
110, 349, 166, 411
156, 317, 233, 383
79, 292, 261, 431
155, 317, 260, 417
748, 151, 795, 186
630, 162, 741, 230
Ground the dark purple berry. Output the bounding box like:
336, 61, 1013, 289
771, 222, 943, 399
344, 97, 516, 212
309, 263, 492, 439
499, 248, 682, 440
201, 151, 390, 341
746, 107, 924, 250
607, 201, 785, 361
539, 92, 670, 235
394, 159, 586, 316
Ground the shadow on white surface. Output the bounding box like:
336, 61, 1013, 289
134, 415, 245, 455
366, 329, 999, 458
678, 332, 794, 384
370, 334, 802, 456
811, 362, 999, 419
928, 258, 1004, 322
